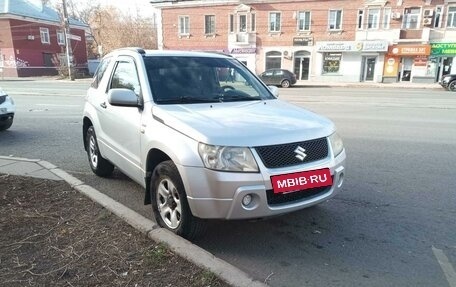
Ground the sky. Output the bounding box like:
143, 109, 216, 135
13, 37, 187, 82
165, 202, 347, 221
50, 0, 155, 17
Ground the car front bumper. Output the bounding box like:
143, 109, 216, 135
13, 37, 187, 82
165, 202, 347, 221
180, 150, 346, 220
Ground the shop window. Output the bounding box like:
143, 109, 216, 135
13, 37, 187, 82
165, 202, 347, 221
447, 6, 456, 28
178, 16, 190, 35
269, 12, 281, 32
265, 51, 282, 70
402, 7, 421, 29
322, 53, 341, 74
328, 10, 342, 30
204, 15, 215, 35
357, 10, 364, 30
367, 8, 380, 29
297, 11, 311, 31
382, 8, 391, 29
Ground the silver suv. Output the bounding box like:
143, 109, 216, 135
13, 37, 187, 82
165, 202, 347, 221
83, 48, 346, 239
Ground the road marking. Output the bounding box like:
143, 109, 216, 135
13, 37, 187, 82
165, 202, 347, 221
36, 104, 79, 107
432, 246, 456, 287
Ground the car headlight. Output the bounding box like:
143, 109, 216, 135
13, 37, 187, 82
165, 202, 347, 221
443, 76, 451, 83
329, 132, 344, 157
198, 143, 259, 172
6, 96, 14, 105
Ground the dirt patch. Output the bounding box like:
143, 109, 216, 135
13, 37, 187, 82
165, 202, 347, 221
0, 174, 230, 287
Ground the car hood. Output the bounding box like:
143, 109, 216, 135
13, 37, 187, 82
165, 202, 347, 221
152, 99, 335, 147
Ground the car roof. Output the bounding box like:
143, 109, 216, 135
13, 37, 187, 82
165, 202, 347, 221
106, 48, 232, 59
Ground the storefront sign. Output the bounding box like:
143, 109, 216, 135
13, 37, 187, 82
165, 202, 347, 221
383, 55, 399, 77
230, 47, 256, 54
317, 41, 388, 52
293, 37, 313, 46
431, 43, 456, 56
414, 55, 428, 66
388, 44, 431, 56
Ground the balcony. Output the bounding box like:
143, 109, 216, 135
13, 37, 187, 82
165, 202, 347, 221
228, 32, 256, 46
399, 28, 430, 42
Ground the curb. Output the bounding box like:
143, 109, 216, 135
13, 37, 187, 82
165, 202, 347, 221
8, 157, 267, 287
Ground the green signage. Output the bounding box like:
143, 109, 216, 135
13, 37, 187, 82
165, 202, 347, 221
431, 43, 456, 55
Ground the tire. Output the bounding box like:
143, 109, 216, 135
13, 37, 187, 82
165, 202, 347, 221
150, 160, 206, 240
85, 126, 114, 177
0, 117, 13, 131
449, 80, 456, 92
281, 79, 291, 88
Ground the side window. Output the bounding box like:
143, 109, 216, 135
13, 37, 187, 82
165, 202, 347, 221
110, 60, 141, 96
91, 57, 111, 89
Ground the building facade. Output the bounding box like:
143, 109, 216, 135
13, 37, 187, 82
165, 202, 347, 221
0, 0, 88, 77
152, 0, 456, 84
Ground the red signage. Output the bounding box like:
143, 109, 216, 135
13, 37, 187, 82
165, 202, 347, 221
271, 169, 333, 194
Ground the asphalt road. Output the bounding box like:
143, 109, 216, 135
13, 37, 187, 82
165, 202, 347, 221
1, 79, 455, 287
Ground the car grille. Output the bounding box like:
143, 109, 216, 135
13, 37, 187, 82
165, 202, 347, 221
0, 96, 5, 105
255, 138, 328, 168
266, 185, 332, 206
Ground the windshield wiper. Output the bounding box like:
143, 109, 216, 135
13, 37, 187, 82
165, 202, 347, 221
156, 96, 219, 104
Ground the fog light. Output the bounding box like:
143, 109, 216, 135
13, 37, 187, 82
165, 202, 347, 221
242, 194, 253, 206
338, 172, 344, 188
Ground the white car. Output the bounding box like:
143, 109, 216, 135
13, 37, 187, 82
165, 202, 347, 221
0, 87, 15, 131
83, 48, 346, 239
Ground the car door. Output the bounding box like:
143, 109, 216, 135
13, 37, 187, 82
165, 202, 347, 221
260, 70, 274, 85
97, 56, 143, 183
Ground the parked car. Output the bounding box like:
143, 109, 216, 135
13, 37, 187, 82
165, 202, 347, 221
439, 74, 456, 91
83, 48, 346, 239
0, 87, 15, 131
259, 68, 297, 88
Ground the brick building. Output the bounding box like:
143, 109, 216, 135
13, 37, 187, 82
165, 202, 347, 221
0, 0, 88, 77
151, 0, 456, 83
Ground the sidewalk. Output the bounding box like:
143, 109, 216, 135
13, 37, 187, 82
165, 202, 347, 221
296, 80, 442, 90
0, 155, 266, 287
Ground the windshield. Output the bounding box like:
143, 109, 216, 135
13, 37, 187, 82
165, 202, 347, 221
144, 56, 275, 104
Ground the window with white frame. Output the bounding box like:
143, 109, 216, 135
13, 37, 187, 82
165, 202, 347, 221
40, 27, 50, 44
402, 7, 421, 29
57, 30, 65, 45
328, 9, 342, 30
251, 14, 256, 32
229, 14, 234, 33
434, 6, 443, 28
367, 8, 380, 29
297, 11, 311, 31
239, 14, 247, 32
269, 12, 281, 32
382, 8, 391, 29
178, 16, 190, 35
447, 6, 456, 28
357, 9, 364, 30
204, 15, 215, 35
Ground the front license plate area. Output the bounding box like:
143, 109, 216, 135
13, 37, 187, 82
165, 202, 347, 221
271, 168, 332, 194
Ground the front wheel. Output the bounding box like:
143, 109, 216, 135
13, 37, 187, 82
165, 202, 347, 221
449, 80, 456, 92
150, 161, 205, 240
85, 126, 114, 177
0, 116, 13, 131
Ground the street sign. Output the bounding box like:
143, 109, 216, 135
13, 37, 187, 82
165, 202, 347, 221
67, 34, 81, 41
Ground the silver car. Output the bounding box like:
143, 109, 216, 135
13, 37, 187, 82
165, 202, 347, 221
0, 87, 15, 131
82, 48, 346, 239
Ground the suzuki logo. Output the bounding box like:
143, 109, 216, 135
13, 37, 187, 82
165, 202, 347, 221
294, 146, 307, 161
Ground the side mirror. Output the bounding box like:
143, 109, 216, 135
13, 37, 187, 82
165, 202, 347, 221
108, 88, 140, 107
268, 86, 279, 98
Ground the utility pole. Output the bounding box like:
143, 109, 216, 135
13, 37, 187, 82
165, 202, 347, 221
62, 0, 74, 80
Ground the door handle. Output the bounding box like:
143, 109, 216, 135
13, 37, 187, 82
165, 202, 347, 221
100, 102, 107, 109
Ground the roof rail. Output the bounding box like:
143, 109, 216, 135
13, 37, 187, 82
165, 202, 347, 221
120, 47, 146, 55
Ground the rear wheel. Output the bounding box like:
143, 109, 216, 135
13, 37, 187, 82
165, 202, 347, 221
85, 126, 114, 177
150, 160, 205, 240
449, 80, 456, 92
281, 79, 291, 88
